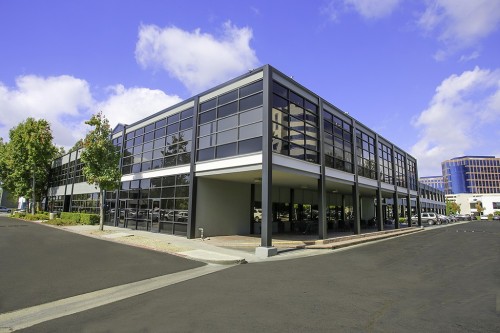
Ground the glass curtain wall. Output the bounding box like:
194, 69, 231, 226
197, 80, 264, 161
378, 142, 394, 184
356, 129, 376, 179
395, 151, 407, 187
271, 81, 319, 163
121, 109, 194, 175
119, 174, 190, 236
322, 110, 353, 173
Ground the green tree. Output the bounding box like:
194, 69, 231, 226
80, 112, 121, 231
446, 201, 461, 215
0, 119, 57, 213
475, 201, 484, 218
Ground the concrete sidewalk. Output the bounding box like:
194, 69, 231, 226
53, 223, 426, 264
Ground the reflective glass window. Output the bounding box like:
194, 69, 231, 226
154, 138, 165, 149
199, 122, 215, 136
155, 119, 166, 128
305, 100, 317, 113
197, 147, 215, 161
240, 107, 262, 125
181, 108, 193, 119
217, 115, 238, 131
240, 80, 263, 98
239, 92, 263, 111
239, 122, 262, 140
273, 82, 287, 98
217, 129, 237, 145
200, 99, 217, 112
199, 109, 216, 124
239, 137, 262, 154
289, 91, 303, 107
218, 101, 238, 118
198, 135, 216, 149
167, 113, 180, 124
154, 128, 166, 139
216, 143, 237, 159
273, 95, 288, 112
218, 90, 238, 105
167, 123, 179, 135
180, 118, 192, 130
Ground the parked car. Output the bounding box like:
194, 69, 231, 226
0, 206, 12, 213
493, 215, 500, 221
411, 212, 440, 225
438, 215, 450, 224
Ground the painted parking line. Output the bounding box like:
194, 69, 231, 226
0, 264, 230, 332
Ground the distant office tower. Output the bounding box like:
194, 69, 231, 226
419, 176, 445, 192
442, 156, 500, 194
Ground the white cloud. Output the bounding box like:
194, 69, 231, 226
418, 0, 500, 59
410, 67, 500, 176
0, 75, 182, 150
345, 0, 400, 19
135, 21, 259, 94
96, 85, 182, 129
459, 51, 480, 63
322, 0, 401, 21
0, 75, 94, 149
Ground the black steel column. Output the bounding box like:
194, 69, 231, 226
114, 125, 127, 226
404, 153, 412, 228
406, 193, 412, 227
187, 97, 199, 239
377, 189, 383, 231
393, 192, 399, 229
351, 120, 360, 234
415, 160, 422, 226
318, 98, 327, 239
374, 134, 383, 231
391, 144, 398, 229
352, 184, 360, 234
261, 65, 273, 247
250, 184, 255, 234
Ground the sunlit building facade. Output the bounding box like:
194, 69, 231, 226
442, 156, 500, 195
419, 176, 445, 192
48, 65, 445, 254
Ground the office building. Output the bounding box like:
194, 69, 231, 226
47, 65, 445, 255
442, 156, 500, 195
419, 176, 445, 192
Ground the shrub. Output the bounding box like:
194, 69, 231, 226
80, 213, 99, 225
487, 214, 493, 220
18, 213, 49, 221
60, 212, 81, 222
398, 217, 407, 223
44, 219, 79, 226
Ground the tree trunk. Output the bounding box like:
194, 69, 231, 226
32, 171, 36, 215
99, 189, 105, 231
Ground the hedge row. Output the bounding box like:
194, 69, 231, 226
60, 212, 99, 225
16, 213, 50, 221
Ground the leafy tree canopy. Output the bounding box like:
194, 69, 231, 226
0, 118, 57, 202
80, 112, 121, 191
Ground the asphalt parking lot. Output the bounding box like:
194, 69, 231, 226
0, 216, 205, 313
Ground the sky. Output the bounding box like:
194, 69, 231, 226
0, 0, 499, 177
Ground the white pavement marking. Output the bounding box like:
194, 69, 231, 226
0, 264, 229, 332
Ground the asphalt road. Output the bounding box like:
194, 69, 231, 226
0, 216, 204, 313
15, 221, 499, 333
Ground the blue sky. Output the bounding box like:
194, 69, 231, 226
1, 0, 499, 176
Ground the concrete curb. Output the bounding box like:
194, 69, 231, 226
305, 228, 424, 249
178, 250, 247, 265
